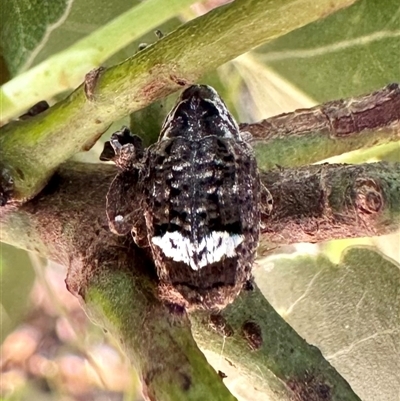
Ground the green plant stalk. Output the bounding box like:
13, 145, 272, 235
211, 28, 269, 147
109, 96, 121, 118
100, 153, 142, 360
191, 288, 362, 401
253, 126, 400, 170
84, 266, 238, 401
0, 0, 204, 120
0, 0, 357, 202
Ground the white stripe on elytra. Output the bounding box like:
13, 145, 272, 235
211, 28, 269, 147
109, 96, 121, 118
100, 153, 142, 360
151, 231, 243, 271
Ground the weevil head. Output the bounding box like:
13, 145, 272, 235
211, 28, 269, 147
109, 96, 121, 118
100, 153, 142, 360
159, 85, 240, 141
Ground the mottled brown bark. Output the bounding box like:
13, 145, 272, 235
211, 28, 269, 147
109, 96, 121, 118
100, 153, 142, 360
260, 162, 400, 251
240, 84, 400, 170
241, 83, 400, 142
2, 162, 398, 259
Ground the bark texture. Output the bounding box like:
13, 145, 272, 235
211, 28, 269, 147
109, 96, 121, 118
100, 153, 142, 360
241, 83, 400, 170
260, 162, 400, 252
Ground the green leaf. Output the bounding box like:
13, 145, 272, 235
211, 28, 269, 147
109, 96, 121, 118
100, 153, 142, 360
255, 0, 400, 102
1, 0, 158, 76
1, 0, 71, 75
0, 244, 34, 341
255, 247, 400, 401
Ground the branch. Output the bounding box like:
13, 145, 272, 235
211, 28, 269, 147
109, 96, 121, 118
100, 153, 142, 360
260, 162, 400, 251
190, 288, 361, 400
0, 0, 357, 202
240, 83, 400, 170
3, 161, 397, 399
1, 0, 201, 120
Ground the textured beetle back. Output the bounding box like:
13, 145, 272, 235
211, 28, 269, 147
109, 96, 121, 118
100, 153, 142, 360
138, 85, 261, 309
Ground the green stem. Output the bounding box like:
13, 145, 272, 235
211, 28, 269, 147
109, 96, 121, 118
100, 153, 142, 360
0, 0, 204, 120
192, 287, 362, 401
84, 254, 238, 401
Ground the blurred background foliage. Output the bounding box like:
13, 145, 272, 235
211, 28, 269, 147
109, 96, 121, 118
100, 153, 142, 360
0, 0, 399, 400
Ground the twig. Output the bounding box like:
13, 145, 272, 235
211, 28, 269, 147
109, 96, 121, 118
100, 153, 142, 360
260, 162, 400, 251
0, 0, 204, 120
241, 83, 400, 169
